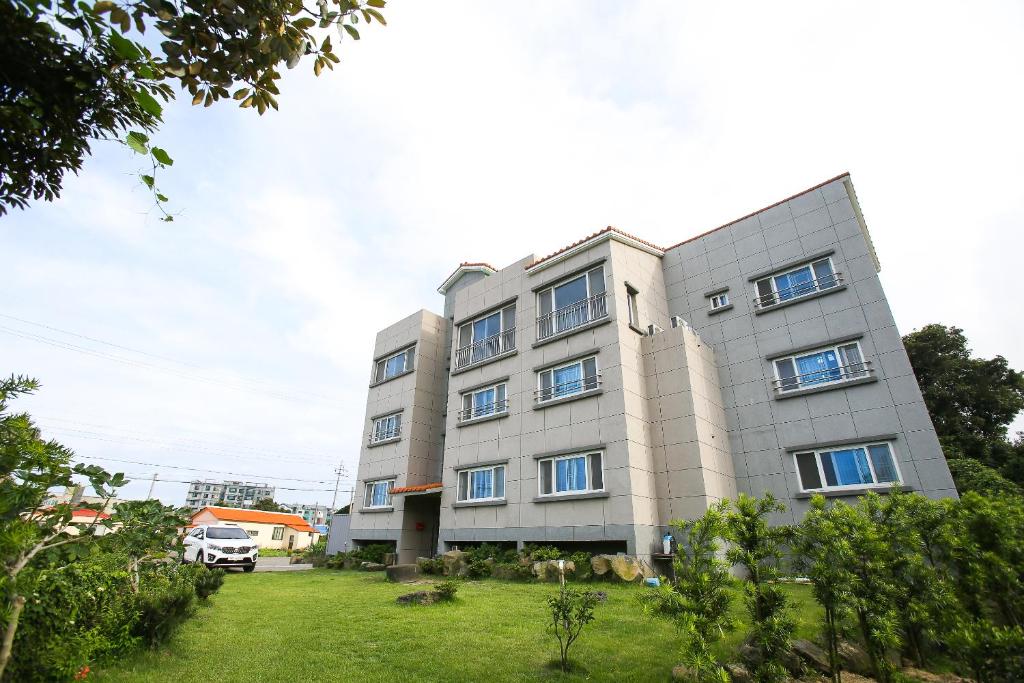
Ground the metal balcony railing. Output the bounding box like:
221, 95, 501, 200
773, 361, 873, 394
369, 425, 401, 445
536, 292, 608, 341
457, 399, 509, 423
535, 374, 602, 404
454, 328, 516, 369
754, 272, 843, 310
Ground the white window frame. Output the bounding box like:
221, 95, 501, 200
710, 293, 730, 310
363, 478, 395, 509
536, 356, 599, 403
536, 265, 608, 339
371, 412, 402, 443
373, 346, 415, 384
772, 340, 868, 393
754, 256, 838, 308
456, 464, 506, 502
537, 451, 605, 497
793, 441, 903, 492
456, 304, 517, 363
460, 383, 508, 422
272, 526, 284, 540
626, 285, 640, 327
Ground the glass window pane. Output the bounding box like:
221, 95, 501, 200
830, 448, 874, 486
459, 324, 472, 349
589, 453, 603, 490
554, 363, 583, 397
496, 384, 506, 410
796, 453, 822, 489
540, 460, 552, 494
571, 456, 587, 491
375, 361, 385, 383
539, 290, 553, 316
756, 279, 774, 305
582, 358, 598, 390
471, 469, 492, 499
556, 458, 569, 492
588, 267, 606, 295
540, 370, 553, 401
502, 304, 516, 331
462, 394, 472, 415
458, 471, 468, 500
796, 350, 841, 386
775, 358, 798, 391
820, 455, 838, 487
494, 466, 505, 498
840, 344, 864, 377
868, 445, 898, 483
554, 275, 588, 310
813, 259, 835, 288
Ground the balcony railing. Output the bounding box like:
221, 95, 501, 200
535, 374, 602, 404
454, 327, 516, 369
369, 425, 401, 445
536, 292, 608, 341
457, 399, 509, 423
773, 361, 873, 394
754, 272, 843, 310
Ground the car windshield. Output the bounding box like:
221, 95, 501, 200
206, 527, 250, 539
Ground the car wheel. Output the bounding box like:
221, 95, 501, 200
243, 564, 255, 573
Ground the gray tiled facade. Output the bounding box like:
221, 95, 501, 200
348, 174, 956, 563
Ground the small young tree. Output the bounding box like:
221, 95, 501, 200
641, 501, 734, 682
547, 587, 599, 673
794, 495, 854, 683
103, 498, 190, 591
725, 493, 795, 683
0, 375, 124, 678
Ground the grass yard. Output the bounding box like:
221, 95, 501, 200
96, 570, 821, 683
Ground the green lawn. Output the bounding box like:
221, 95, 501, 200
96, 570, 821, 683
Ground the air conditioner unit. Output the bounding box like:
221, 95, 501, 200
647, 323, 664, 336
670, 316, 689, 330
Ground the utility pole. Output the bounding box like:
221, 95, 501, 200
330, 464, 346, 509
147, 472, 159, 499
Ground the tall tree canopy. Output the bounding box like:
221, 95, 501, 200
0, 0, 387, 217
904, 324, 1024, 490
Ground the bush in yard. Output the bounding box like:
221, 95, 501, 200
640, 501, 733, 682
351, 543, 393, 564
433, 580, 458, 601
947, 619, 1024, 683
132, 564, 197, 648
191, 565, 226, 600
568, 552, 593, 581
5, 552, 138, 683
417, 557, 444, 575
523, 544, 562, 562
724, 493, 795, 683
547, 586, 600, 673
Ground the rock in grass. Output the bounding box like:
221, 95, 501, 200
385, 564, 420, 582
360, 561, 386, 571
791, 639, 832, 675
396, 591, 436, 606
441, 550, 469, 578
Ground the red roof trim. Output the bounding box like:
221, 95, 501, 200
391, 482, 443, 494
525, 227, 665, 270
664, 172, 851, 250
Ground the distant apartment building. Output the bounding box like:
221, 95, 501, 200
346, 174, 957, 563
185, 480, 276, 511
283, 503, 332, 527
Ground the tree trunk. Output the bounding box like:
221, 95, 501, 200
0, 594, 26, 679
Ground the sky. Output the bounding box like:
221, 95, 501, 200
3, 1, 1023, 509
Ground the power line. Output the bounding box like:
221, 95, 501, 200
0, 320, 345, 407
39, 415, 338, 461
71, 454, 354, 485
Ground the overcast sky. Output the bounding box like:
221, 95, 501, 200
2, 0, 1022, 508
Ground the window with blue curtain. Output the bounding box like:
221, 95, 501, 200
827, 448, 874, 486
795, 350, 841, 385
553, 363, 583, 397
555, 456, 588, 492
474, 388, 495, 417
775, 266, 814, 300
370, 481, 390, 507
470, 469, 493, 499
868, 444, 898, 482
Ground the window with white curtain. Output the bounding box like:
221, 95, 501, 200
371, 412, 402, 442
773, 341, 868, 393
457, 465, 506, 502
537, 451, 604, 496
363, 479, 395, 508
373, 346, 415, 383
794, 442, 900, 492
460, 383, 507, 421
537, 356, 599, 403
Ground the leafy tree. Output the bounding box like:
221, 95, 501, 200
102, 498, 189, 591
251, 497, 287, 512
724, 493, 795, 683
946, 458, 1023, 498
641, 501, 734, 683
1, 0, 388, 217
794, 495, 855, 683
904, 325, 1024, 484
547, 586, 599, 673
0, 375, 125, 679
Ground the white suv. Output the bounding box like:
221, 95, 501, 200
184, 524, 258, 572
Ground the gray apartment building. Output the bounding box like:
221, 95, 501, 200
185, 480, 276, 511
346, 174, 956, 564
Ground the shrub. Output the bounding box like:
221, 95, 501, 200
417, 557, 444, 575
523, 544, 562, 562
132, 564, 197, 648
493, 561, 534, 581
305, 538, 328, 556
192, 566, 225, 600
433, 580, 458, 601
351, 544, 393, 564
547, 587, 600, 673
6, 553, 138, 683
568, 552, 593, 581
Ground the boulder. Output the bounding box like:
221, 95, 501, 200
791, 639, 832, 675
591, 554, 613, 578
723, 662, 753, 683
289, 554, 306, 564
532, 559, 575, 582
396, 590, 436, 606
360, 561, 386, 571
385, 563, 420, 583
837, 640, 874, 677
441, 550, 469, 578
590, 554, 653, 582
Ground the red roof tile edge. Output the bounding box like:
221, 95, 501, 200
391, 482, 443, 494
525, 226, 666, 270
